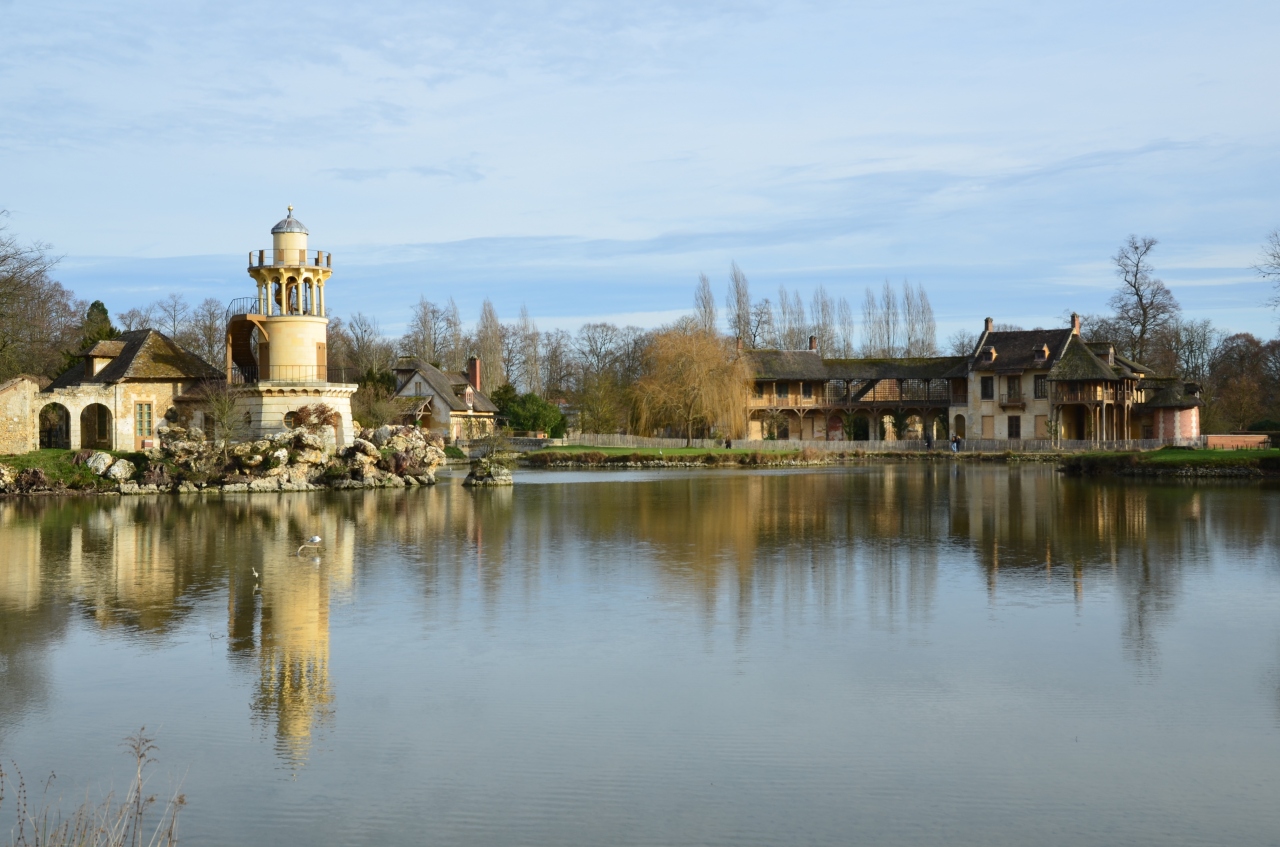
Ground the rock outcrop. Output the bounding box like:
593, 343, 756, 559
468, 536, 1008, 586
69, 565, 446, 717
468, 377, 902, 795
462, 457, 514, 487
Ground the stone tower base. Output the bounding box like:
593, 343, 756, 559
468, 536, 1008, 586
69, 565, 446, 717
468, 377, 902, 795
232, 382, 357, 448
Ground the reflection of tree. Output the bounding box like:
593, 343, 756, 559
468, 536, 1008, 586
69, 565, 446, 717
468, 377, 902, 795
0, 508, 70, 740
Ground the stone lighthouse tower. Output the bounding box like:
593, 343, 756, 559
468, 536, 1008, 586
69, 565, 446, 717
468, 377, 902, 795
225, 208, 356, 445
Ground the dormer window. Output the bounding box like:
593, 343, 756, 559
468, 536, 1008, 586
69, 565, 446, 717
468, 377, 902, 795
1034, 344, 1049, 363
980, 346, 997, 364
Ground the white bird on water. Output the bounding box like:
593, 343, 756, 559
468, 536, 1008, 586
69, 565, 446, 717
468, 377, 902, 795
296, 535, 323, 555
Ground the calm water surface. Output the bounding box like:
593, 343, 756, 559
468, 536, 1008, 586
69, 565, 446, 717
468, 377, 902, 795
1, 465, 1279, 846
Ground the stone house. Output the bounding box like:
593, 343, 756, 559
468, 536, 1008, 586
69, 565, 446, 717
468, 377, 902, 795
392, 356, 498, 440
0, 329, 224, 454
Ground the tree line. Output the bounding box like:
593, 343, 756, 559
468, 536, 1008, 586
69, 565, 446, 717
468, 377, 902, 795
7, 205, 1280, 436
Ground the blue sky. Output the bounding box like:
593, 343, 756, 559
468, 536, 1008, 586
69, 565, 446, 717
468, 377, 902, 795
2, 0, 1279, 340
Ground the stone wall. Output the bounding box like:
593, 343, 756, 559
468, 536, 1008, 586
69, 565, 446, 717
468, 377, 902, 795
0, 377, 39, 455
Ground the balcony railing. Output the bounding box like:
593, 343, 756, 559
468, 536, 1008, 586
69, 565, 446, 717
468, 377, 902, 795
1054, 384, 1117, 404
229, 365, 360, 385
225, 295, 324, 320
248, 249, 333, 269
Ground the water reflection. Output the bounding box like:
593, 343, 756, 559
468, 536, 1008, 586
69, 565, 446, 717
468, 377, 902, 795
2, 468, 1280, 761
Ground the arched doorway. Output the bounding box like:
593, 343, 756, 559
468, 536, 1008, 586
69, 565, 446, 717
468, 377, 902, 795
39, 403, 70, 449
847, 413, 871, 441
953, 414, 966, 439
80, 403, 113, 449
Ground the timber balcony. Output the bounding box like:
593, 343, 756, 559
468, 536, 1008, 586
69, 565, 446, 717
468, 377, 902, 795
248, 249, 333, 269
229, 365, 360, 385
1053, 384, 1117, 404
999, 391, 1027, 410
748, 378, 958, 409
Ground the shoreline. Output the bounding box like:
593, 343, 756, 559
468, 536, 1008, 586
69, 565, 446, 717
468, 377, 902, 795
4, 446, 1276, 498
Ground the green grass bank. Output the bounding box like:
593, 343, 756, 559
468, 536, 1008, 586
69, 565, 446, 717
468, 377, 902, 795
1059, 447, 1280, 476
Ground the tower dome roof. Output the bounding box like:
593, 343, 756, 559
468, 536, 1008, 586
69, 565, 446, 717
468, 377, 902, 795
271, 206, 309, 235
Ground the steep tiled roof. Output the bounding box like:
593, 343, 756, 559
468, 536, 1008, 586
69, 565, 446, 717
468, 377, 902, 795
971, 328, 1074, 373
752, 350, 969, 381
1139, 379, 1201, 409
47, 330, 222, 389
824, 356, 968, 380
82, 339, 127, 357
394, 360, 498, 414
1046, 336, 1119, 382
750, 350, 830, 380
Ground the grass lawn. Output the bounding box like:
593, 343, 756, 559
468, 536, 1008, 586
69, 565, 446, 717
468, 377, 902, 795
1063, 446, 1280, 473
0, 448, 143, 489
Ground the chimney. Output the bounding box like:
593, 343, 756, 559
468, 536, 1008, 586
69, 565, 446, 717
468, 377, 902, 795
1071, 312, 1081, 336
808, 335, 817, 351
736, 336, 744, 352
466, 356, 481, 392
984, 317, 994, 333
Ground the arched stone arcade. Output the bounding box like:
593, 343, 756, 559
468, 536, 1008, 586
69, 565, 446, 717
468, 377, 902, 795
79, 403, 113, 449
39, 403, 70, 449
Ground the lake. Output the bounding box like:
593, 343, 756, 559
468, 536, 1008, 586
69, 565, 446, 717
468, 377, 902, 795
1, 464, 1278, 846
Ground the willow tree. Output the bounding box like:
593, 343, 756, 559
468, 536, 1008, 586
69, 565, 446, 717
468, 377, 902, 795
634, 323, 752, 445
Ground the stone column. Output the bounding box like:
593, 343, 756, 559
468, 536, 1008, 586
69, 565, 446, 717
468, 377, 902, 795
68, 404, 82, 450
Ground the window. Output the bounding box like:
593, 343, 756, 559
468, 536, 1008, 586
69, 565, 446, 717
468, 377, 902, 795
777, 383, 789, 398
802, 382, 813, 399
1007, 415, 1021, 439
1007, 376, 1021, 397
980, 376, 994, 400
134, 403, 153, 437
284, 411, 297, 429
1034, 375, 1048, 399
754, 381, 764, 398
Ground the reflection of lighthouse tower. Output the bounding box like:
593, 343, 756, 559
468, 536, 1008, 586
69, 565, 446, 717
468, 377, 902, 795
225, 208, 355, 445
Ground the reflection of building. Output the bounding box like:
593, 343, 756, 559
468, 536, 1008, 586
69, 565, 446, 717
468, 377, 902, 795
747, 314, 1202, 444
227, 500, 354, 766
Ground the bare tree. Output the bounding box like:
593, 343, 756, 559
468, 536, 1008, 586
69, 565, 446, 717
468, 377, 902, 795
694, 273, 718, 334
1109, 235, 1180, 363
540, 328, 574, 399
836, 296, 856, 357
347, 312, 395, 375
182, 297, 226, 365
200, 380, 248, 463
749, 299, 776, 348
726, 262, 752, 345
516, 305, 542, 396
155, 293, 190, 339
117, 306, 158, 331
776, 286, 809, 350
1256, 228, 1280, 308
902, 281, 937, 356
860, 280, 901, 357
401, 297, 456, 366
475, 298, 506, 387
574, 322, 624, 378
0, 212, 81, 380
810, 286, 836, 355
947, 328, 978, 356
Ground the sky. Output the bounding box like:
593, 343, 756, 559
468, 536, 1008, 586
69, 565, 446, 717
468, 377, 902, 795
2, 0, 1279, 343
